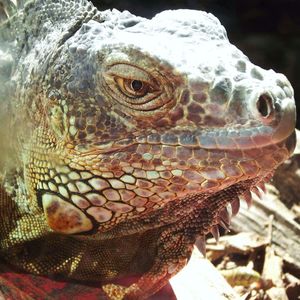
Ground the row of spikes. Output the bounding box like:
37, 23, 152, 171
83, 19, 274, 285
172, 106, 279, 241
196, 172, 273, 257
0, 0, 26, 21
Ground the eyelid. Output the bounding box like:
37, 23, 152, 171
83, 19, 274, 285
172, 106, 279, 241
103, 63, 168, 110
107, 64, 153, 84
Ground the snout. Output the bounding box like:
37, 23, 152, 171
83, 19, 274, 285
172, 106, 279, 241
183, 72, 296, 151
248, 72, 296, 146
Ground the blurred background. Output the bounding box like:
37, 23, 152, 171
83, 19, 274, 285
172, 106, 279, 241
92, 0, 300, 129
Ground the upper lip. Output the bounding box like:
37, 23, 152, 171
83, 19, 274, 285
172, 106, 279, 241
80, 126, 296, 156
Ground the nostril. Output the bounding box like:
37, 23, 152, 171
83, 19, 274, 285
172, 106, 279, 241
256, 94, 274, 118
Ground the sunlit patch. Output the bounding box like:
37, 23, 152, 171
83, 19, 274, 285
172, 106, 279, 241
42, 193, 93, 234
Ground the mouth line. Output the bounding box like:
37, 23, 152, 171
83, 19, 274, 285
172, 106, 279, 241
140, 125, 295, 150
77, 127, 294, 156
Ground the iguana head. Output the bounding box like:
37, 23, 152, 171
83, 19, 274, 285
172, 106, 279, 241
7, 7, 296, 234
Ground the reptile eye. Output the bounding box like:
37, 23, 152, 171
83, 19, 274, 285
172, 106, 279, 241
104, 63, 168, 110
131, 80, 143, 91
115, 77, 151, 98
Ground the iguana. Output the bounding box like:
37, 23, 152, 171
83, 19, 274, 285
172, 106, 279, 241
0, 0, 296, 299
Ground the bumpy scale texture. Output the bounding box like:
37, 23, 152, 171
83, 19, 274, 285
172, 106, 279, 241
0, 0, 296, 299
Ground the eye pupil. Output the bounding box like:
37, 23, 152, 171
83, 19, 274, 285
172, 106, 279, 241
131, 80, 143, 91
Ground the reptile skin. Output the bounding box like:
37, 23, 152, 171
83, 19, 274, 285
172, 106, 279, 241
0, 0, 296, 299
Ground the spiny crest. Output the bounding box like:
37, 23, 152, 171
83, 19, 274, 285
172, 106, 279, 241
0, 0, 99, 177
0, 0, 30, 176
0, 0, 95, 25
0, 0, 26, 21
